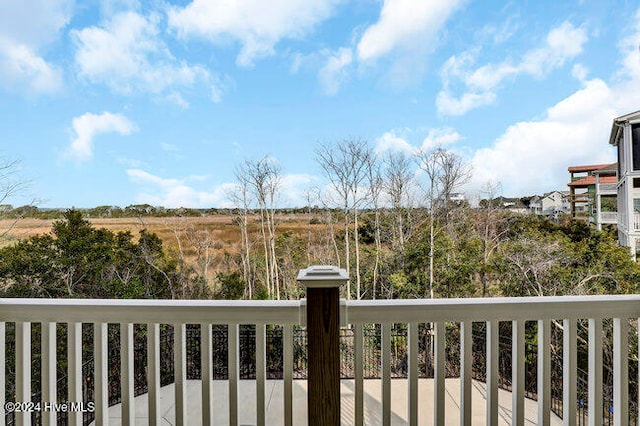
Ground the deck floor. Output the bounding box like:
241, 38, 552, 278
97, 378, 563, 425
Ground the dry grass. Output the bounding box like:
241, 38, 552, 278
0, 214, 330, 282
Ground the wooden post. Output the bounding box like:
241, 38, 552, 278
297, 266, 348, 426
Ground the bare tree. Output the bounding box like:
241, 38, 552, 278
366, 154, 383, 299
477, 181, 508, 297
228, 171, 254, 298
239, 157, 282, 299
383, 151, 415, 253
438, 149, 472, 203
315, 187, 341, 267
303, 188, 315, 265
316, 139, 371, 299
416, 147, 471, 298
0, 158, 31, 239
416, 149, 441, 299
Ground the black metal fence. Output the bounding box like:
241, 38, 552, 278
4, 322, 638, 425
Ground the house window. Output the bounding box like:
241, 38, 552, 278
634, 198, 640, 213
634, 178, 640, 188
619, 134, 624, 176
633, 124, 640, 170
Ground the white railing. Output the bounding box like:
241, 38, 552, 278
597, 183, 618, 193
600, 211, 618, 223
0, 299, 301, 426
2, 295, 640, 426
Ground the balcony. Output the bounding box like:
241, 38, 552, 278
2, 290, 640, 426
599, 211, 618, 224
597, 183, 618, 195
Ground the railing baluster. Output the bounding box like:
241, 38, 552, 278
0, 322, 4, 426
256, 324, 266, 426
229, 323, 239, 426
175, 323, 187, 425
512, 320, 525, 426
486, 320, 498, 426
15, 322, 30, 426
68, 322, 82, 426
354, 323, 364, 426
382, 322, 391, 426
434, 321, 445, 426
201, 323, 213, 426
460, 321, 472, 426
614, 318, 629, 426
284, 324, 293, 426
408, 322, 418, 426
42, 322, 56, 425
147, 323, 160, 425
538, 319, 551, 426
121, 323, 134, 425
563, 319, 577, 426
588, 318, 602, 426
94, 322, 108, 425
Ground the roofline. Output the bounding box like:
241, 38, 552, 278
567, 163, 612, 172
609, 109, 640, 145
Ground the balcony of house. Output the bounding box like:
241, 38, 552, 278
599, 211, 618, 224
2, 290, 640, 426
597, 183, 618, 195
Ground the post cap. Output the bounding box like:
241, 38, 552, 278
296, 265, 348, 288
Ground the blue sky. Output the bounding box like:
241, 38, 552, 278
1, 0, 640, 208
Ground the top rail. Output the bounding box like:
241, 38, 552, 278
346, 295, 640, 322
1, 294, 640, 324
0, 299, 303, 324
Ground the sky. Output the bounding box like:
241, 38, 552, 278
2, 0, 640, 208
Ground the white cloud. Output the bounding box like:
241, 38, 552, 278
0, 40, 63, 95
422, 128, 463, 150
356, 0, 464, 62
164, 92, 190, 109
318, 48, 353, 95
468, 78, 622, 196
68, 112, 137, 161
127, 169, 227, 208
127, 168, 317, 208
465, 11, 640, 197
280, 173, 319, 207
0, 0, 72, 95
0, 0, 73, 48
168, 0, 342, 67
375, 128, 462, 155
72, 11, 221, 101
436, 90, 496, 117
571, 64, 588, 82
375, 131, 415, 155
437, 21, 588, 116
617, 9, 640, 80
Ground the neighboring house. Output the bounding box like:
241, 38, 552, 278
540, 191, 569, 216
522, 196, 542, 214
567, 163, 617, 227
495, 196, 528, 214
560, 190, 571, 213
449, 192, 466, 203
484, 193, 569, 216
520, 192, 570, 217
609, 109, 640, 258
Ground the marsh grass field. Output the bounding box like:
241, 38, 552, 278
0, 214, 329, 287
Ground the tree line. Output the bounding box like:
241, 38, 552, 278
222, 140, 640, 301
1, 142, 639, 301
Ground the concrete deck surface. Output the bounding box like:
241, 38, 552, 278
98, 378, 562, 425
